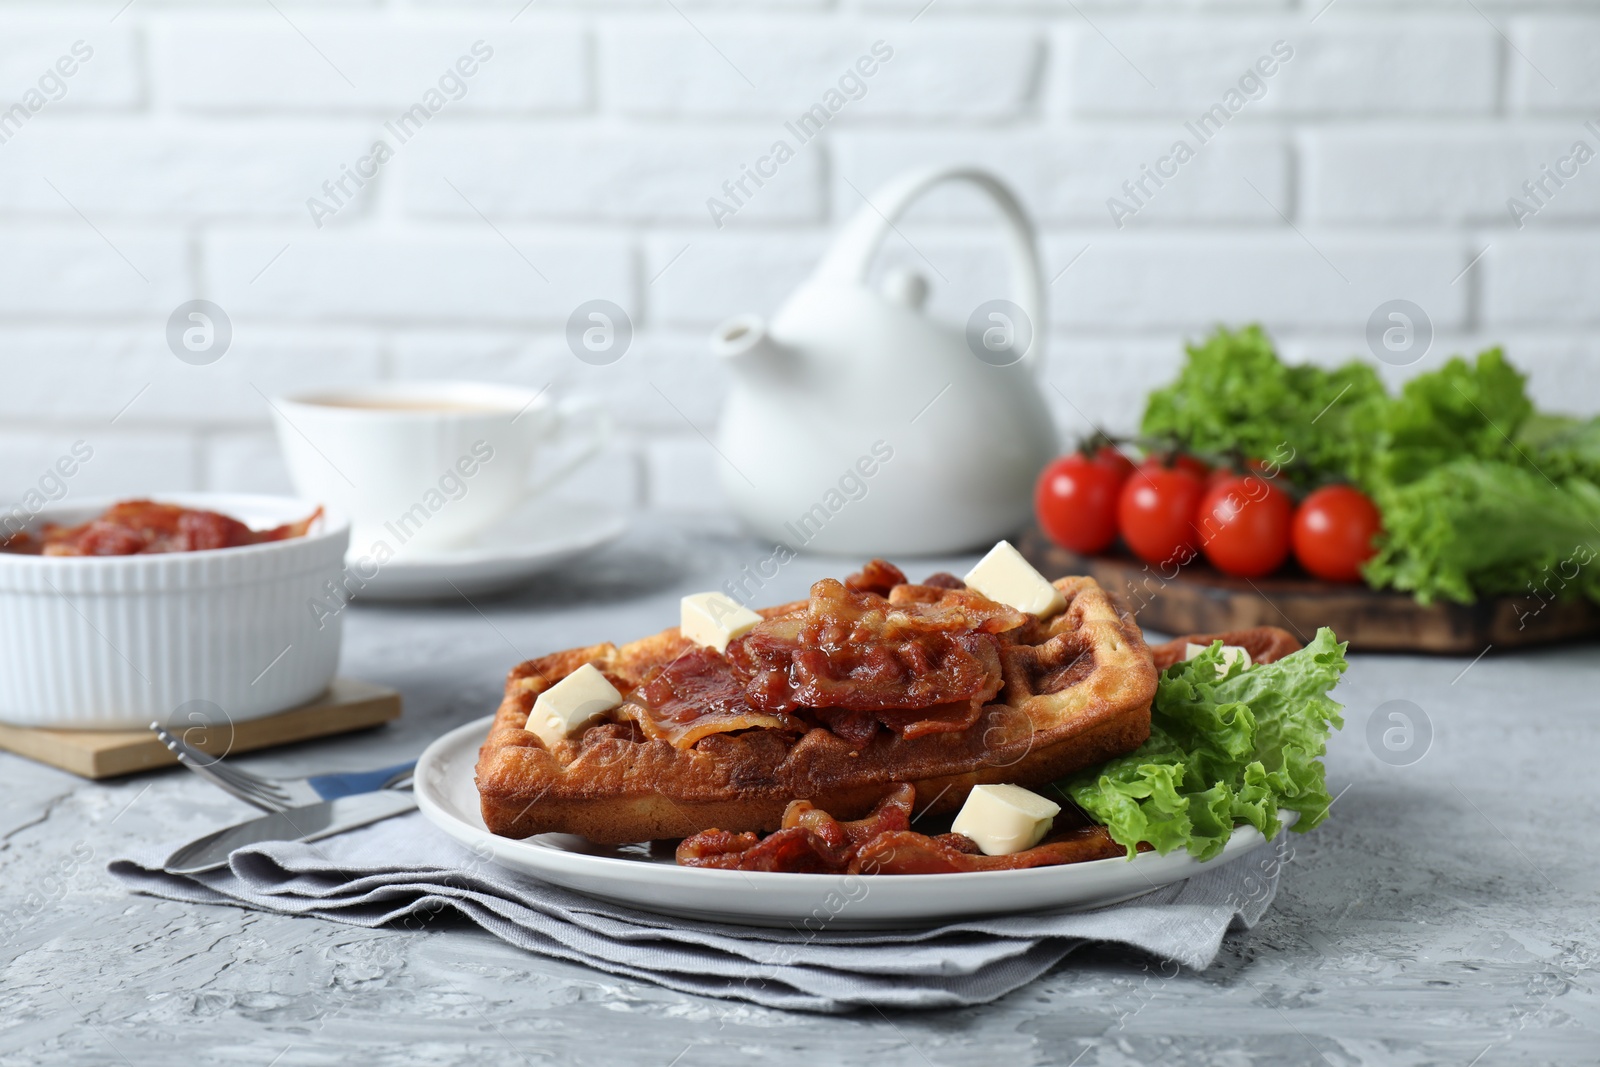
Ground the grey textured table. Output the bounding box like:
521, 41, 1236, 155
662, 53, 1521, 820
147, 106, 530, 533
3, 517, 1597, 1066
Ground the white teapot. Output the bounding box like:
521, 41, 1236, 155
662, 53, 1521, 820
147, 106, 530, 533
711, 165, 1059, 556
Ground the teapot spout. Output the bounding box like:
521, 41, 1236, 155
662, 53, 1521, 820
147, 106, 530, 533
711, 314, 792, 377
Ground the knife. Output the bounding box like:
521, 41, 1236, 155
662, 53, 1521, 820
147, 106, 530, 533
163, 789, 418, 876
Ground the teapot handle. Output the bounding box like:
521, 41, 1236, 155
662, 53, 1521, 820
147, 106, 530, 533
811, 166, 1046, 371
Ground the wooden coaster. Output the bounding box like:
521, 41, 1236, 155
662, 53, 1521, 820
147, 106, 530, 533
0, 678, 402, 780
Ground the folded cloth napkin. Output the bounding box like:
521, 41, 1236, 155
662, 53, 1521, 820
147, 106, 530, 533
110, 812, 1285, 1014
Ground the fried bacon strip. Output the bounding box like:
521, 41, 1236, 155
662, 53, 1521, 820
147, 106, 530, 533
677, 784, 917, 872
0, 531, 40, 554
725, 568, 1028, 747
1147, 627, 1301, 671
5, 500, 323, 556
527, 558, 1091, 756
621, 646, 804, 749
853, 826, 1129, 874
676, 782, 1134, 874
843, 558, 907, 596
596, 561, 1045, 752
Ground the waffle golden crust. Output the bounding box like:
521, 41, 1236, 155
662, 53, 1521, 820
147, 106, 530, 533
475, 574, 1157, 844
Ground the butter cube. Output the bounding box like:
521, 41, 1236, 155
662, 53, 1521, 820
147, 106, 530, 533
1184, 642, 1253, 676
951, 784, 1062, 856
963, 540, 1067, 618
527, 663, 622, 748
680, 591, 764, 653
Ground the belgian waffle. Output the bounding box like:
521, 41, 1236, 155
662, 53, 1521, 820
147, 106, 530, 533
475, 572, 1158, 845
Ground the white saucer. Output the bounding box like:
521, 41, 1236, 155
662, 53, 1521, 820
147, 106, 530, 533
349, 500, 628, 600
415, 715, 1292, 929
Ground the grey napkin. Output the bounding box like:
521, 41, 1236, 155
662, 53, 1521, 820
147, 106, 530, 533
110, 812, 1285, 1013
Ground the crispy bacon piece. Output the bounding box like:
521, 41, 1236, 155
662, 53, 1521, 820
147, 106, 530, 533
675, 827, 843, 873
727, 576, 1025, 717
0, 530, 41, 554
879, 583, 950, 606
1148, 627, 1301, 670
854, 826, 1128, 874
13, 500, 323, 556
537, 558, 1054, 756
676, 783, 1136, 874
677, 784, 916, 872
843, 559, 908, 596
622, 646, 805, 749
783, 783, 915, 848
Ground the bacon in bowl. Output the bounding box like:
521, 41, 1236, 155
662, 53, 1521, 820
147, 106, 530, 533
2, 499, 322, 556
0, 494, 348, 729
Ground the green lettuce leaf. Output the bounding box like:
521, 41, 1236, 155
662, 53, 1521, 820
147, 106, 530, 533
1518, 412, 1600, 485
1371, 348, 1533, 486
1062, 628, 1348, 860
1358, 351, 1600, 603
1363, 459, 1600, 605
1139, 325, 1387, 486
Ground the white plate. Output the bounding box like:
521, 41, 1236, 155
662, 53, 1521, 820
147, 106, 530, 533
416, 715, 1291, 929
350, 500, 627, 600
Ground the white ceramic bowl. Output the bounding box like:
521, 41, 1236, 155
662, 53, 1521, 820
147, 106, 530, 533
0, 493, 349, 729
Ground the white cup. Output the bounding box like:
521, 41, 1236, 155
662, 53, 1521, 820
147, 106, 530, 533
270, 381, 608, 558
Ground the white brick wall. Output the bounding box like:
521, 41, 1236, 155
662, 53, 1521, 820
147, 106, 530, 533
602, 20, 1038, 120
1303, 128, 1600, 225
0, 1, 1596, 516
835, 130, 1292, 224
158, 21, 590, 114
403, 125, 827, 223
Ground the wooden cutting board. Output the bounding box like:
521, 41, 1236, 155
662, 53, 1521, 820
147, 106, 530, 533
0, 677, 402, 780
1017, 525, 1600, 654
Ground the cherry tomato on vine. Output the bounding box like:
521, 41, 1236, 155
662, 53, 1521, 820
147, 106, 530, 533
1035, 453, 1126, 554
1146, 450, 1209, 481
1293, 485, 1382, 583
1196, 474, 1294, 578
1093, 445, 1136, 486
1117, 463, 1206, 566
1207, 458, 1283, 491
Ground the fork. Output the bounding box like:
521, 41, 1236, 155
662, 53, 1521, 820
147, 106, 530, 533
150, 723, 415, 813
